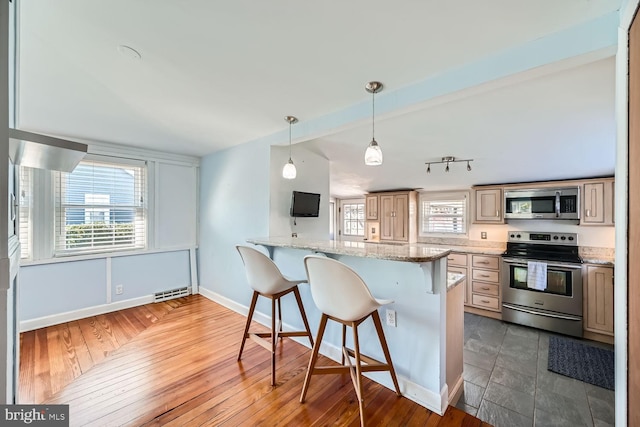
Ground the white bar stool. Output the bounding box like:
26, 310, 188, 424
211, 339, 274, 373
300, 255, 401, 426
236, 245, 314, 386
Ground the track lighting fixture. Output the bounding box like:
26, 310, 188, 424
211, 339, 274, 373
424, 156, 474, 174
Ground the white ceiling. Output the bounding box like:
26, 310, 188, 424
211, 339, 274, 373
16, 0, 620, 197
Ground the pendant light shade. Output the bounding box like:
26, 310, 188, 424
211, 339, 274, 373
365, 139, 383, 166
364, 81, 383, 166
282, 116, 298, 179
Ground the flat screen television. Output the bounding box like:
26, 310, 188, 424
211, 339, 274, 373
290, 191, 321, 217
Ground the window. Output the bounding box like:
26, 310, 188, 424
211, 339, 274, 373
420, 191, 468, 236
54, 156, 147, 255
341, 202, 365, 236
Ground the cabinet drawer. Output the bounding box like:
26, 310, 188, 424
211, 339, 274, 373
448, 266, 467, 277
447, 253, 468, 266
472, 281, 499, 296
472, 294, 499, 310
472, 255, 500, 270
472, 269, 499, 283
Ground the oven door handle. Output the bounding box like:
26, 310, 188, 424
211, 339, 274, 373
502, 303, 582, 321
502, 258, 582, 270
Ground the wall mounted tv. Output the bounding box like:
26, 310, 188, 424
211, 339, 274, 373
290, 191, 321, 217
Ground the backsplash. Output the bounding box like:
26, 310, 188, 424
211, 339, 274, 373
418, 236, 506, 249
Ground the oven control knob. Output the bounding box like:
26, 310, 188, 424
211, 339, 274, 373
510, 234, 515, 238
561, 236, 566, 240
553, 236, 559, 240
568, 236, 574, 241
516, 234, 521, 238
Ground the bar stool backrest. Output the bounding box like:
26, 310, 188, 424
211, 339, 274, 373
304, 255, 380, 322
236, 245, 288, 295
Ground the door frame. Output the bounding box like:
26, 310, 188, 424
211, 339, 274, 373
337, 198, 366, 242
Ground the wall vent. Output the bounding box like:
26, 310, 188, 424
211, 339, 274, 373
154, 286, 190, 302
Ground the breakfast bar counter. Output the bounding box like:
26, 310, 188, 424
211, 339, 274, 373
245, 237, 464, 415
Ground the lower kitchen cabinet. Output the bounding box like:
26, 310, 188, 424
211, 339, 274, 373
584, 265, 614, 337
447, 252, 469, 305
468, 254, 501, 313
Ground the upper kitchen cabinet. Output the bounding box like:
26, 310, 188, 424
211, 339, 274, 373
365, 194, 379, 220
473, 188, 503, 223
582, 178, 615, 226
374, 191, 417, 243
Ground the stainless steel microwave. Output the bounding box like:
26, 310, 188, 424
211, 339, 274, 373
504, 187, 580, 220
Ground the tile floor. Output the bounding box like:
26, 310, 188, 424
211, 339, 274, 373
455, 313, 615, 427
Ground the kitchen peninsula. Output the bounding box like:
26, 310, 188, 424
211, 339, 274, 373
246, 237, 464, 415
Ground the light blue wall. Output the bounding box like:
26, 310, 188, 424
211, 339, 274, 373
19, 250, 192, 320
111, 251, 191, 302
198, 138, 271, 305
20, 259, 107, 319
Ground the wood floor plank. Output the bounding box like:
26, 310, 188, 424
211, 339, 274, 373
18, 330, 35, 403
65, 320, 94, 375
33, 328, 52, 403
20, 295, 488, 427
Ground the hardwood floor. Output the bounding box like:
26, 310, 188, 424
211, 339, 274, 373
19, 295, 489, 426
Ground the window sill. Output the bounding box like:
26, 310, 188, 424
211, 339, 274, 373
20, 245, 198, 267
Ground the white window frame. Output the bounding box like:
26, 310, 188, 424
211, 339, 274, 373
419, 191, 470, 238
53, 155, 148, 257
339, 198, 366, 241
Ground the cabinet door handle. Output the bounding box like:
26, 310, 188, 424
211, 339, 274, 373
586, 209, 591, 217
481, 299, 490, 304
479, 274, 491, 278
476, 261, 490, 264
447, 257, 454, 261
481, 287, 490, 291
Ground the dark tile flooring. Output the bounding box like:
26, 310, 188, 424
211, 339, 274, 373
456, 313, 615, 427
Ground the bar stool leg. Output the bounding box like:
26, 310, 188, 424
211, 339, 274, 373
300, 313, 328, 403
293, 287, 314, 347
271, 297, 277, 386
352, 321, 366, 427
277, 297, 283, 338
341, 324, 347, 365
372, 310, 401, 395
238, 291, 259, 361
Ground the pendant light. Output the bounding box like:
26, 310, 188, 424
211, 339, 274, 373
364, 81, 383, 166
282, 116, 298, 179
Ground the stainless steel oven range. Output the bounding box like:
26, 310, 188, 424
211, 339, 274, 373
502, 231, 583, 337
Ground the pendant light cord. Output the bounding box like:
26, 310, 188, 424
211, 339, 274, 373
289, 121, 292, 160
372, 90, 375, 140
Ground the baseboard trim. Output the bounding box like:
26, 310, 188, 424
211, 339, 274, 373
448, 374, 465, 407
198, 287, 447, 415
20, 295, 155, 332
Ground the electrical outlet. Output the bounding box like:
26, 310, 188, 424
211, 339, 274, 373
386, 309, 396, 327
481, 231, 487, 239
115, 285, 124, 295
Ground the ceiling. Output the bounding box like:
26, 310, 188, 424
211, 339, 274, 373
16, 0, 620, 198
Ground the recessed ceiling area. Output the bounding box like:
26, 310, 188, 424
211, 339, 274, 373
15, 0, 620, 198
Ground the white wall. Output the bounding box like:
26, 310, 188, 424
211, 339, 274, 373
269, 145, 330, 239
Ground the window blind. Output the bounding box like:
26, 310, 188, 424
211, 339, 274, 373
19, 166, 32, 260
421, 195, 467, 234
54, 157, 147, 255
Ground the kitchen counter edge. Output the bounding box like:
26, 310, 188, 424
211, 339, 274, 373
246, 237, 451, 263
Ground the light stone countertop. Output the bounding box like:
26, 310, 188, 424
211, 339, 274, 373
581, 257, 615, 267
246, 237, 451, 263
447, 272, 465, 291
